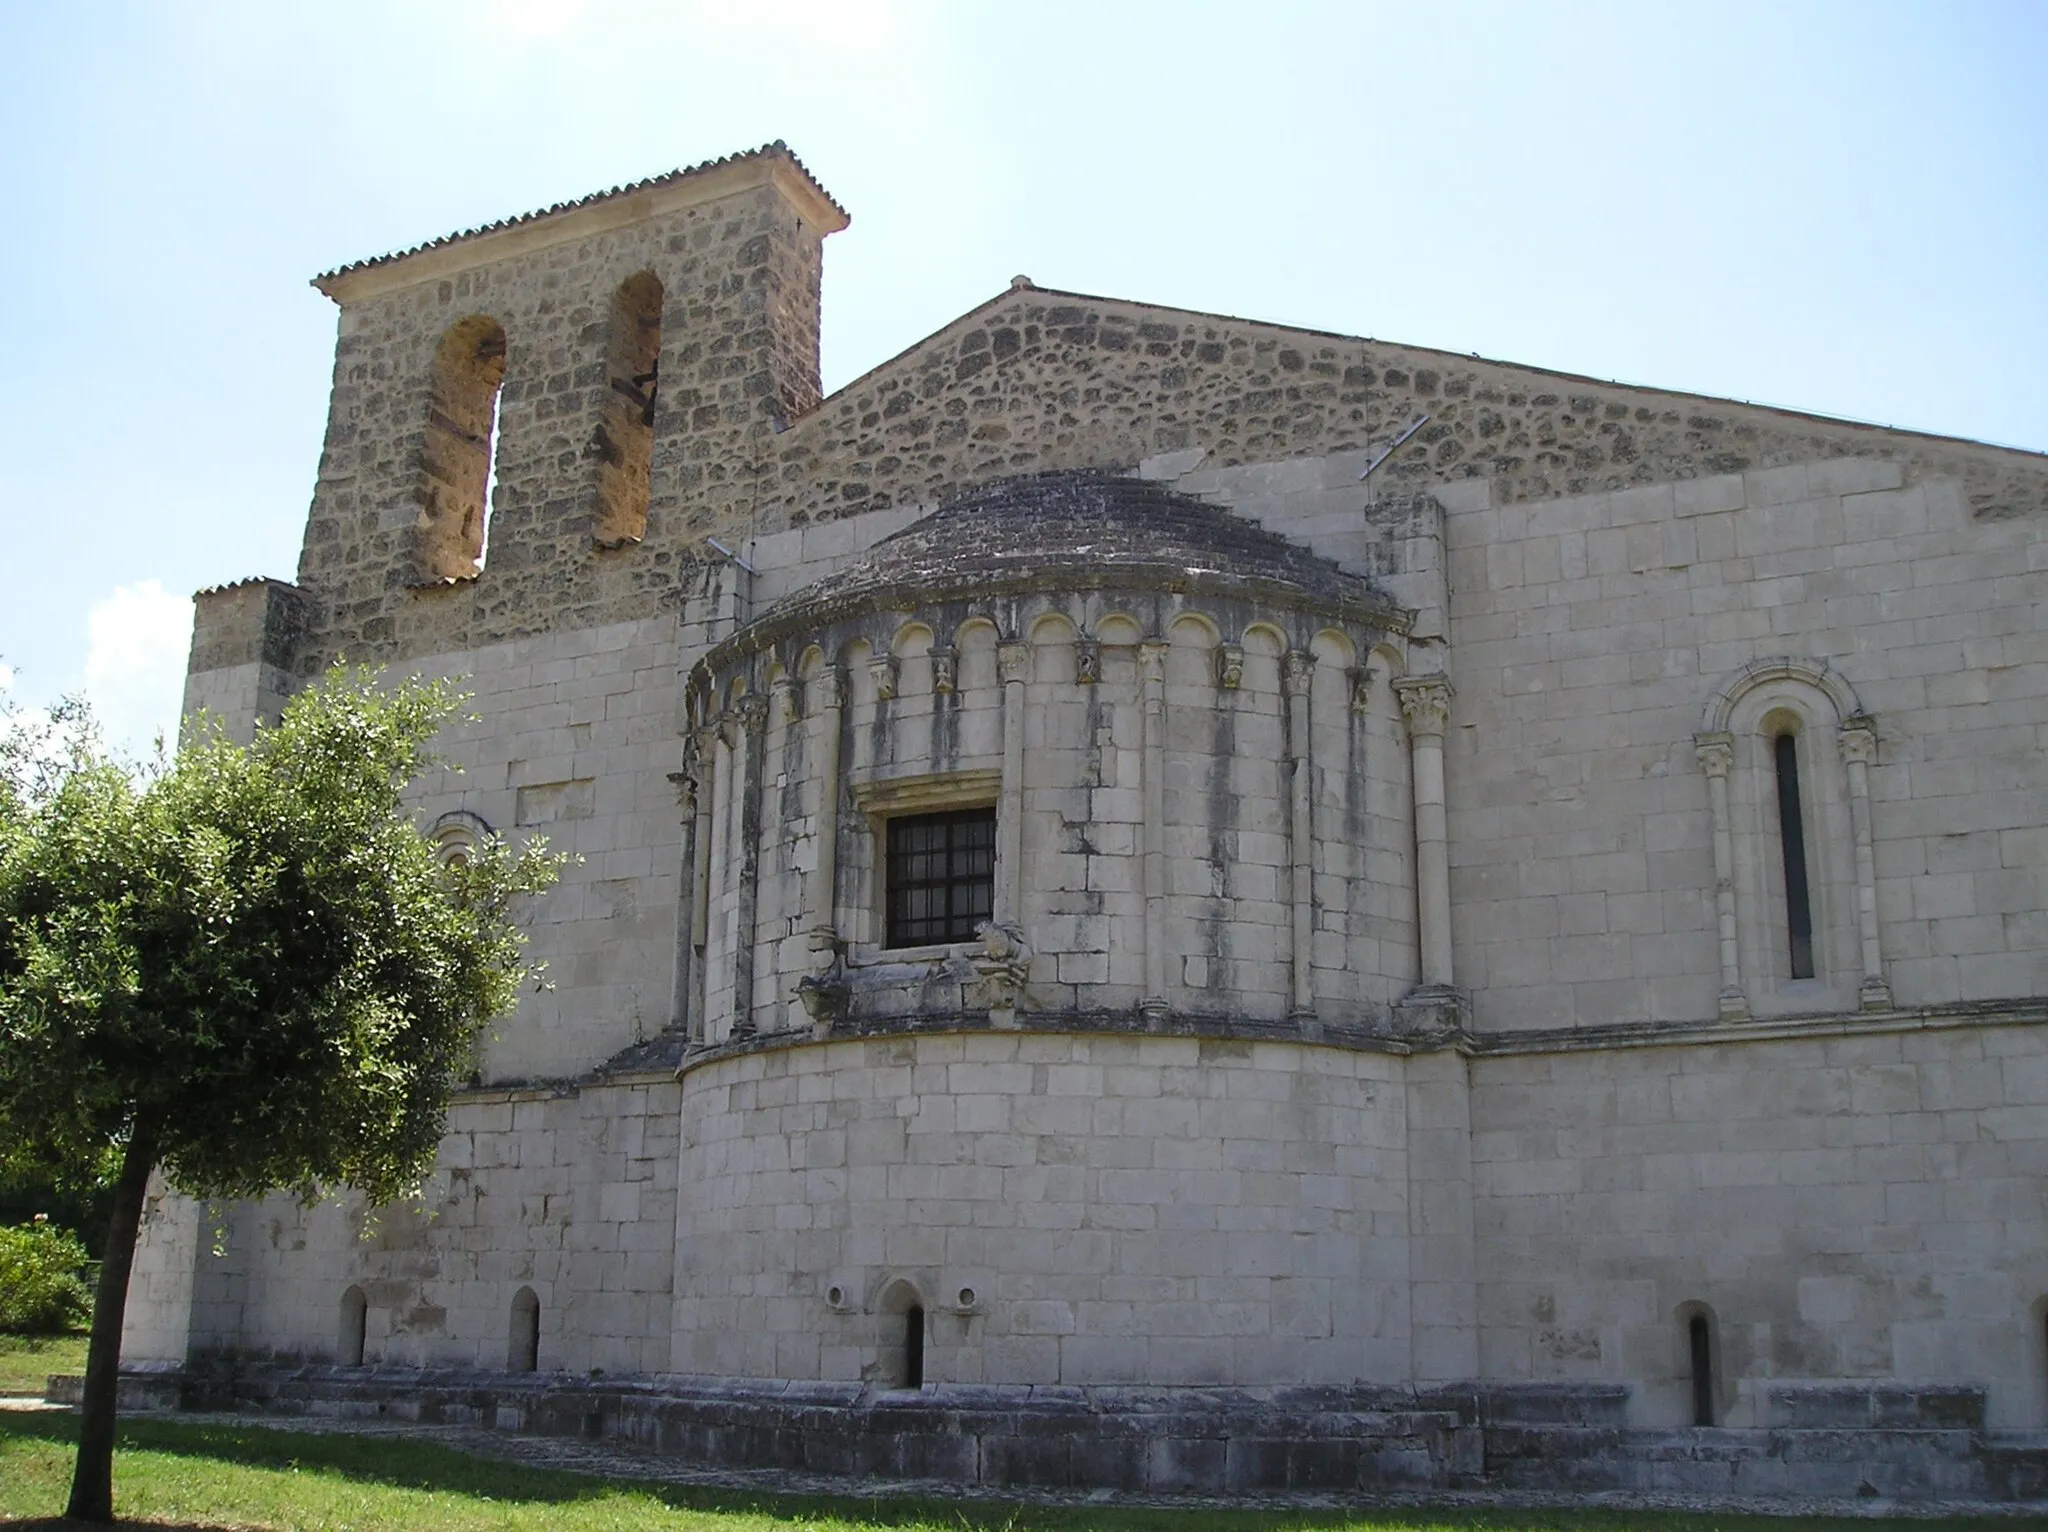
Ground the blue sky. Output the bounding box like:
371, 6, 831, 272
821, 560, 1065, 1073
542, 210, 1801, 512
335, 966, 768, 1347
2, 0, 2043, 755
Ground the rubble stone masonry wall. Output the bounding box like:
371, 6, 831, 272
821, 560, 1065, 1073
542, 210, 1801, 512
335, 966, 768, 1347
294, 175, 827, 669
286, 239, 2047, 676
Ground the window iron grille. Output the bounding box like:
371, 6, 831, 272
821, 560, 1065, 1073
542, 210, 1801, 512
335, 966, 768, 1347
885, 807, 995, 948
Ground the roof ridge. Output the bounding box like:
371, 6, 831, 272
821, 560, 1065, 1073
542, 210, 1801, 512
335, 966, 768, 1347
311, 142, 845, 285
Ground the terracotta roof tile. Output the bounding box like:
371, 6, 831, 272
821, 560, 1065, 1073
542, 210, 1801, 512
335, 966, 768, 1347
193, 576, 303, 600
311, 142, 844, 285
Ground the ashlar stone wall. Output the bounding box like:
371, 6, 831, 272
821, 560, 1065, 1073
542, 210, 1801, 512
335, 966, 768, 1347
128, 1077, 682, 1377
695, 602, 1415, 1043
670, 1032, 1415, 1388
402, 615, 684, 1080
1467, 1017, 2048, 1428
1135, 451, 2048, 1032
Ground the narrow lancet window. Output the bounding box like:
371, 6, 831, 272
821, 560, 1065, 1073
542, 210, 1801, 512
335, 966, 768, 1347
904, 1305, 925, 1390
416, 315, 508, 583
591, 271, 662, 548
1688, 1312, 1715, 1425
1773, 732, 1815, 979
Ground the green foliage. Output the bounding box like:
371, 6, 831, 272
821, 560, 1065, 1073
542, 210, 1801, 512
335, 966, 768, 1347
0, 1327, 88, 1392
0, 665, 563, 1212
0, 1217, 91, 1333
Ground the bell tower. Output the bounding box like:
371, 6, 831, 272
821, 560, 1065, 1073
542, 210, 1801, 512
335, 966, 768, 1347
272, 143, 849, 672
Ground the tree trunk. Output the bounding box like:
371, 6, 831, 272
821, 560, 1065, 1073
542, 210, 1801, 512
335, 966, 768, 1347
65, 1115, 159, 1524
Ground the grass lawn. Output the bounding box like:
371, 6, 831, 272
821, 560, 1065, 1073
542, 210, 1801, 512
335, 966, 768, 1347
0, 1333, 88, 1397
3, 1413, 2044, 1532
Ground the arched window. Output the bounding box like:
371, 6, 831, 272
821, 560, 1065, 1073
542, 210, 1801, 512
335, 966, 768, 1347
1695, 658, 1889, 1019
338, 1285, 367, 1367
591, 272, 662, 548
415, 315, 508, 584
508, 1286, 539, 1373
429, 809, 493, 871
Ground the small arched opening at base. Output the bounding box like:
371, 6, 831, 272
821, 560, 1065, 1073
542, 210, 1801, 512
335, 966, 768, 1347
1678, 1301, 1719, 1426
904, 1305, 925, 1391
876, 1278, 928, 1390
338, 1286, 367, 1367
509, 1286, 540, 1373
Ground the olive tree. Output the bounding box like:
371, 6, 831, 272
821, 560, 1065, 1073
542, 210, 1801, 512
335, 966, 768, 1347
0, 668, 560, 1523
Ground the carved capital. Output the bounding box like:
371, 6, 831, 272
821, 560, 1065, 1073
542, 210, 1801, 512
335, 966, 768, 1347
1694, 731, 1735, 780
1216, 643, 1244, 690
1074, 639, 1101, 685
1838, 718, 1878, 767
1137, 640, 1168, 683
666, 770, 696, 818
813, 665, 844, 712
1346, 666, 1372, 714
931, 647, 957, 695
1394, 675, 1454, 738
868, 654, 898, 701
689, 731, 723, 797
997, 641, 1032, 687
686, 725, 721, 773
772, 673, 801, 723
1283, 650, 1314, 699
734, 693, 768, 733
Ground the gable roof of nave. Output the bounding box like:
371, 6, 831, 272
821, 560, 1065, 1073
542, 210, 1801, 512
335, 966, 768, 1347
758, 282, 2047, 537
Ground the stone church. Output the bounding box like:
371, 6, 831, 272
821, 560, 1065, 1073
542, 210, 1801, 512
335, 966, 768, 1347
125, 143, 2048, 1497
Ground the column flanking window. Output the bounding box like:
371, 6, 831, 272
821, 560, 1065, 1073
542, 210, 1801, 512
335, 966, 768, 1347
885, 807, 994, 947
1773, 732, 1815, 980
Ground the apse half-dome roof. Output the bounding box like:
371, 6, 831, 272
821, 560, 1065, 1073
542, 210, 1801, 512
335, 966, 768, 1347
770, 471, 1402, 623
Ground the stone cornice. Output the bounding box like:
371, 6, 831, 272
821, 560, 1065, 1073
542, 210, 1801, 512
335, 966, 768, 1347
687, 563, 1413, 695
1463, 995, 2048, 1057
666, 995, 2048, 1081
455, 995, 2048, 1098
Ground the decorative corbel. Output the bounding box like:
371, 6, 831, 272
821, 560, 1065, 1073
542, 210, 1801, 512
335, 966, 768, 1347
869, 654, 899, 701
1216, 643, 1244, 690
